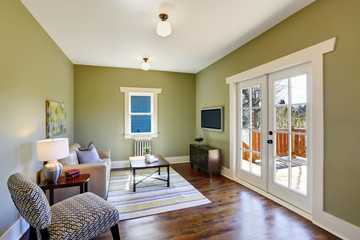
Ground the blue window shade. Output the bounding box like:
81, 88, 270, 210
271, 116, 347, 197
131, 96, 151, 113
131, 115, 151, 133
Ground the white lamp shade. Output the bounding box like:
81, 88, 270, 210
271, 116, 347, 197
141, 62, 150, 71
37, 138, 69, 161
156, 21, 171, 37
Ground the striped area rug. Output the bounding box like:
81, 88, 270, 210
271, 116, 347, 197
107, 168, 211, 221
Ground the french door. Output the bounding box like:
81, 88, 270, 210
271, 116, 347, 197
237, 76, 268, 190
237, 62, 312, 213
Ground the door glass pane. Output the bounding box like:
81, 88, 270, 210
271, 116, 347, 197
274, 79, 288, 105
275, 132, 289, 157
241, 130, 250, 149
276, 106, 288, 131
251, 131, 261, 152
251, 131, 261, 176
251, 85, 261, 107
131, 96, 151, 113
291, 74, 307, 104
242, 88, 250, 108
252, 109, 261, 129
251, 155, 261, 176
291, 105, 307, 130
242, 109, 250, 129
241, 150, 250, 172
290, 162, 307, 195
291, 134, 307, 159
275, 159, 289, 187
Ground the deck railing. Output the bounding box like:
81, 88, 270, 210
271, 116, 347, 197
242, 128, 306, 161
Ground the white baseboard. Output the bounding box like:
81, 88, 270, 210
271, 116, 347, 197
313, 211, 360, 240
0, 217, 28, 240
220, 166, 233, 179
111, 156, 190, 169
165, 156, 189, 164
220, 166, 360, 240
111, 160, 130, 169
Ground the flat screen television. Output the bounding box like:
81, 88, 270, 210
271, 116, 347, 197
201, 107, 223, 132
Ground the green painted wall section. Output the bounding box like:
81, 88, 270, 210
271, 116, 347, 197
196, 0, 360, 227
74, 65, 195, 161
0, 0, 74, 236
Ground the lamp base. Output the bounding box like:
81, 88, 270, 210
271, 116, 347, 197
43, 160, 63, 183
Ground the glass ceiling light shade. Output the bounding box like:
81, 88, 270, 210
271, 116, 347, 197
156, 13, 171, 37
141, 57, 150, 71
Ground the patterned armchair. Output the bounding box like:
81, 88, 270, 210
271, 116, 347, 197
7, 173, 120, 240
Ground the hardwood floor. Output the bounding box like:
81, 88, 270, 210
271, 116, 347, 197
95, 163, 339, 240
21, 163, 339, 240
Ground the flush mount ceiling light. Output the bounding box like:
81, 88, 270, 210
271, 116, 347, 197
141, 57, 150, 71
156, 13, 171, 37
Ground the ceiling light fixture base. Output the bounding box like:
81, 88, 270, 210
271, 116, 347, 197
141, 57, 150, 71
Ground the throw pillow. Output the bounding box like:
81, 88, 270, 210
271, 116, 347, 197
76, 144, 103, 164
78, 141, 94, 151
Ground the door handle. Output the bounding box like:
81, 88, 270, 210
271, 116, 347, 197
267, 140, 273, 144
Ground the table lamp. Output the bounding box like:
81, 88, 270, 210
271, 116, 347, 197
37, 138, 69, 183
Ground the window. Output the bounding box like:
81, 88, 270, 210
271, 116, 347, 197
120, 87, 162, 138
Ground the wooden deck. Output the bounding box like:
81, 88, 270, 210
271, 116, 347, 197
243, 128, 307, 162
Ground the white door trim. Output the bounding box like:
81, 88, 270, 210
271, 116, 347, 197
226, 38, 360, 239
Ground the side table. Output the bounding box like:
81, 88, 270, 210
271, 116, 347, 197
38, 174, 90, 205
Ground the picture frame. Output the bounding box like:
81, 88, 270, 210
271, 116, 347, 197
46, 100, 66, 138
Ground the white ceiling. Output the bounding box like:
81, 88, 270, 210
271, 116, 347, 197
21, 0, 314, 73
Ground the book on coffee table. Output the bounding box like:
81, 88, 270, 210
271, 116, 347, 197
145, 157, 158, 164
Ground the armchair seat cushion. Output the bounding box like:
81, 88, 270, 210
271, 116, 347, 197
48, 192, 119, 240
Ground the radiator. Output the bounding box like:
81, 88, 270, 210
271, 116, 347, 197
134, 137, 152, 156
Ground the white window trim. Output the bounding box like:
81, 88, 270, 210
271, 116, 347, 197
120, 87, 162, 139
226, 38, 360, 239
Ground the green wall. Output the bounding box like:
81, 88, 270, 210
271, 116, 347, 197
74, 65, 196, 161
196, 0, 360, 227
0, 0, 74, 236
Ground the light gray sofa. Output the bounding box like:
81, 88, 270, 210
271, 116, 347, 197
40, 143, 111, 202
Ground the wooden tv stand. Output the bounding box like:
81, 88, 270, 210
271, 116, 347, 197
190, 144, 221, 177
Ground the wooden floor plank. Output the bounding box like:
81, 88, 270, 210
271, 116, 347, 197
21, 163, 339, 240
95, 163, 339, 240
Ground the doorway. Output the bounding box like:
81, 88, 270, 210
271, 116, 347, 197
237, 62, 311, 213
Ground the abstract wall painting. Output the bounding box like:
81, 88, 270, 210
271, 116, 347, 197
46, 100, 66, 138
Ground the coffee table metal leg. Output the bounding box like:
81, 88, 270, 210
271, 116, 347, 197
158, 167, 161, 175
167, 165, 170, 187
49, 189, 54, 206
29, 226, 37, 239
133, 168, 136, 192
80, 184, 84, 193
84, 182, 88, 192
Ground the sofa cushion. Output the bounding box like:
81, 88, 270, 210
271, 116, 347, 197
76, 144, 103, 164
58, 143, 81, 166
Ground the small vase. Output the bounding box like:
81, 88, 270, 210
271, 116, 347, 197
145, 153, 151, 160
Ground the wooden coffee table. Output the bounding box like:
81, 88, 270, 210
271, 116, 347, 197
129, 155, 170, 192
39, 174, 90, 205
